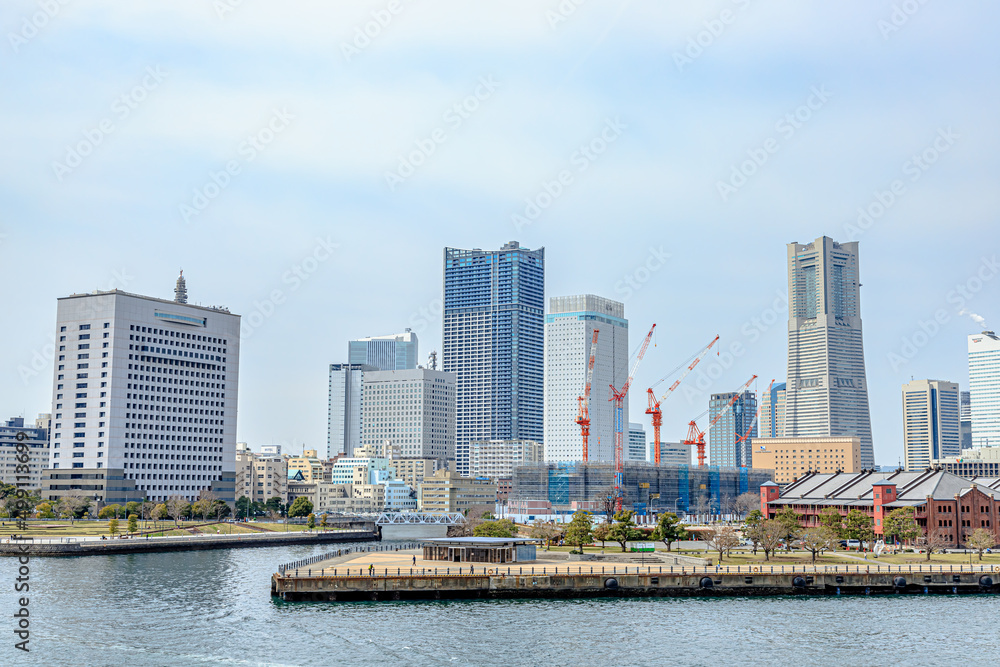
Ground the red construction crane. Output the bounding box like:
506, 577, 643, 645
609, 323, 656, 511
646, 335, 720, 465
575, 328, 600, 462
682, 375, 757, 467
737, 378, 774, 444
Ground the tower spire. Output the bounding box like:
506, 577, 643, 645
174, 270, 188, 304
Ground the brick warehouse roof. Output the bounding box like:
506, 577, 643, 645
770, 470, 1000, 508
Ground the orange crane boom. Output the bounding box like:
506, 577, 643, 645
682, 375, 757, 467
609, 323, 656, 510
737, 378, 774, 444
646, 335, 720, 465
575, 329, 600, 462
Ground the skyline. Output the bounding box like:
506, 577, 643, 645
2, 2, 998, 467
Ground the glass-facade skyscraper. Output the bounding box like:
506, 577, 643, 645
348, 330, 418, 370
969, 331, 1000, 448
708, 390, 757, 467
443, 241, 544, 476
784, 236, 875, 468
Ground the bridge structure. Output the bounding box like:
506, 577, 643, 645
376, 512, 465, 540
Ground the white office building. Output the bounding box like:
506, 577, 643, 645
651, 441, 691, 466
902, 379, 961, 470
470, 439, 543, 480
328, 363, 377, 459
360, 368, 456, 462
784, 237, 875, 467
627, 422, 647, 462
0, 415, 50, 490
348, 330, 418, 370
543, 295, 628, 463
43, 276, 240, 505
969, 332, 1000, 448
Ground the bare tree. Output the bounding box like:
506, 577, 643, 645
530, 520, 563, 550
692, 495, 711, 523
166, 495, 188, 526
735, 492, 760, 518
596, 485, 624, 521
750, 519, 785, 561
798, 527, 837, 563
967, 528, 998, 560
919, 530, 951, 561
57, 495, 89, 525
705, 526, 740, 562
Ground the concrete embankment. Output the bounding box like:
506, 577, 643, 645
271, 563, 1000, 601
1, 529, 378, 557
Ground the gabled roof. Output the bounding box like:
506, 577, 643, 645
769, 470, 1000, 504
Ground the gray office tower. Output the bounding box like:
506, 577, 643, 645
785, 236, 875, 468
443, 242, 545, 476
348, 330, 418, 370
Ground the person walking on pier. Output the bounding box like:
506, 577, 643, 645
412, 555, 416, 566
368, 563, 374, 577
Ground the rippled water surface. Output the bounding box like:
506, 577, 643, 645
3, 541, 998, 666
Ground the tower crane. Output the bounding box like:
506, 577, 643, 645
575, 329, 600, 462
682, 375, 757, 467
645, 335, 720, 465
609, 323, 656, 511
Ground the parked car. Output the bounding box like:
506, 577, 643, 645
846, 539, 861, 548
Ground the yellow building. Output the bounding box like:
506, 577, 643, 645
751, 436, 861, 484
286, 449, 324, 483
418, 469, 496, 513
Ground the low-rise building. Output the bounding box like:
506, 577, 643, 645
391, 457, 441, 488
419, 469, 496, 512
0, 415, 50, 490
761, 469, 1000, 547
286, 449, 324, 484
932, 447, 1000, 478
751, 436, 860, 484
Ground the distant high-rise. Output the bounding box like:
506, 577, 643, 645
627, 422, 647, 462
443, 241, 545, 476
327, 363, 377, 458
348, 330, 418, 371
961, 390, 973, 450
902, 379, 961, 470
784, 236, 875, 467
360, 368, 456, 461
708, 391, 757, 467
759, 382, 786, 438
969, 331, 1000, 447
543, 295, 628, 463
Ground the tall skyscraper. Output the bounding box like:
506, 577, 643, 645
961, 390, 973, 450
543, 294, 628, 462
443, 241, 544, 476
328, 363, 377, 458
348, 330, 418, 370
360, 368, 456, 461
902, 379, 961, 470
969, 331, 1000, 447
43, 279, 240, 505
708, 390, 757, 467
784, 236, 875, 467
759, 382, 786, 438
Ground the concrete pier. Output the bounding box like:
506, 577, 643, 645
272, 561, 1000, 601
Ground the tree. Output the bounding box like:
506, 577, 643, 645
153, 503, 168, 528
752, 519, 785, 561
266, 510, 281, 523
125, 501, 141, 517
58, 495, 90, 524
166, 496, 189, 526
192, 498, 211, 522
967, 528, 997, 560
705, 526, 740, 562
651, 512, 687, 551
692, 495, 711, 522
108, 517, 119, 536
529, 520, 563, 549
235, 496, 253, 519
35, 502, 55, 519
98, 504, 121, 520
127, 514, 138, 534
564, 511, 594, 552
798, 527, 837, 563
774, 507, 801, 549
920, 530, 951, 561
212, 500, 231, 520
307, 513, 316, 530
473, 519, 519, 538
744, 510, 764, 553
818, 508, 844, 538
843, 510, 875, 547
320, 513, 329, 529
735, 492, 760, 518
288, 496, 314, 518
265, 496, 284, 516
883, 507, 920, 546
596, 486, 624, 522
592, 522, 610, 549
141, 501, 155, 521
608, 511, 642, 553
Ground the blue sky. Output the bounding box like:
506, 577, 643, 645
1, 1, 997, 465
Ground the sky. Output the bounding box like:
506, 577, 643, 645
1, 1, 997, 467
